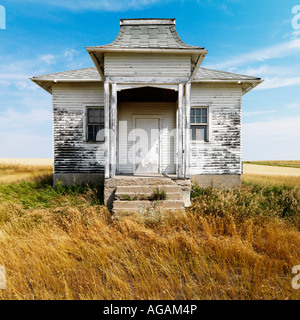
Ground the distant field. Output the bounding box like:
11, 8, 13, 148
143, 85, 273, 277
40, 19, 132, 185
0, 158, 53, 166
243, 163, 300, 177
244, 161, 300, 168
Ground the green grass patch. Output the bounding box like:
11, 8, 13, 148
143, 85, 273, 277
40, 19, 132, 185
0, 175, 104, 209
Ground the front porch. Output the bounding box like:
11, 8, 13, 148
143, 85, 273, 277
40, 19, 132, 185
104, 82, 192, 180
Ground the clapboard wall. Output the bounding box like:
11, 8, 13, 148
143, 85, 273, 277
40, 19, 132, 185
52, 82, 105, 174
104, 53, 191, 82
190, 83, 242, 175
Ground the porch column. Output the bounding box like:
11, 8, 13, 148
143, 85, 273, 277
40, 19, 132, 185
104, 81, 110, 179
185, 83, 191, 178
177, 83, 184, 178
110, 83, 117, 178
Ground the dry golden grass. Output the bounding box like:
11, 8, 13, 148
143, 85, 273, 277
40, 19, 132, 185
0, 159, 53, 166
243, 174, 300, 188
0, 163, 53, 184
0, 162, 299, 300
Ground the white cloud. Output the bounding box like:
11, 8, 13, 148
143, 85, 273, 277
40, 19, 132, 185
0, 108, 52, 128
256, 76, 300, 90
39, 54, 56, 65
64, 48, 79, 62
26, 0, 165, 12
243, 117, 300, 160
286, 102, 300, 109
243, 110, 276, 116
208, 39, 300, 70
0, 132, 52, 158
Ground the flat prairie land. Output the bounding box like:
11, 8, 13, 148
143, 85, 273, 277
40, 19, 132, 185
0, 160, 299, 300
243, 163, 300, 177
0, 158, 53, 166
244, 161, 300, 168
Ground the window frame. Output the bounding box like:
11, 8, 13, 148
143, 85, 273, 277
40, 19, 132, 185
190, 106, 210, 143
83, 105, 105, 144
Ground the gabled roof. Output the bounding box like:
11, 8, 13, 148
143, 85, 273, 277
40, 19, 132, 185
194, 67, 261, 81
31, 67, 101, 81
30, 66, 262, 95
31, 66, 260, 82
86, 19, 205, 52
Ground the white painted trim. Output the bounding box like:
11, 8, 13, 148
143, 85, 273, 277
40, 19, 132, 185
110, 83, 117, 177
82, 103, 105, 144
104, 82, 110, 179
120, 19, 175, 26
116, 84, 178, 92
189, 105, 212, 143
185, 83, 191, 178
189, 53, 207, 82
86, 47, 207, 54
106, 77, 190, 84
177, 83, 184, 178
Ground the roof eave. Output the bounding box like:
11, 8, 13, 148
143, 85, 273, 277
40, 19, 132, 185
192, 79, 264, 95
86, 47, 206, 54
30, 78, 53, 94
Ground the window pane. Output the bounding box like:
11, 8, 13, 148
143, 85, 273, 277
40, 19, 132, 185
94, 109, 100, 123
190, 125, 207, 141
100, 109, 104, 124
196, 108, 201, 116
88, 107, 104, 125
88, 109, 94, 124
202, 116, 207, 124
199, 125, 207, 141
191, 116, 195, 123
191, 126, 197, 140
191, 108, 195, 116
96, 125, 105, 141
88, 125, 95, 141
202, 108, 207, 116
196, 116, 201, 123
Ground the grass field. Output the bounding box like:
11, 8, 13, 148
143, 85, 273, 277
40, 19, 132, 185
0, 161, 299, 300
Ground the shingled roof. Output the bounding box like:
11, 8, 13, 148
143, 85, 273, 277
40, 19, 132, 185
87, 19, 204, 51
31, 67, 101, 81
31, 66, 260, 82
194, 67, 261, 81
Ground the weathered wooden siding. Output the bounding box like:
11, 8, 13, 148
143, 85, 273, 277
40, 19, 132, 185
52, 82, 105, 174
190, 83, 242, 175
104, 53, 191, 81
117, 102, 176, 174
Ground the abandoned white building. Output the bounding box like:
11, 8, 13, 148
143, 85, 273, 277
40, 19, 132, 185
31, 18, 262, 211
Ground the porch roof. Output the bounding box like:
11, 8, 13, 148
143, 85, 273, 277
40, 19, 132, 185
30, 66, 260, 83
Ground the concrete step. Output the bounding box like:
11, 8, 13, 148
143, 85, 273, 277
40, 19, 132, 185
116, 185, 182, 194
105, 177, 177, 188
115, 192, 183, 201
113, 200, 185, 210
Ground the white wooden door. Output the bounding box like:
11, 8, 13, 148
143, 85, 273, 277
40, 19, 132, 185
135, 118, 160, 173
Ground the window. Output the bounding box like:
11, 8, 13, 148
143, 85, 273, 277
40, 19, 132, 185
86, 107, 104, 142
190, 107, 208, 141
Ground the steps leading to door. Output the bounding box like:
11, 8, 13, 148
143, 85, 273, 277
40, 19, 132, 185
104, 175, 191, 214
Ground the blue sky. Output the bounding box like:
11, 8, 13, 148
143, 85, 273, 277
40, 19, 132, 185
0, 0, 299, 160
